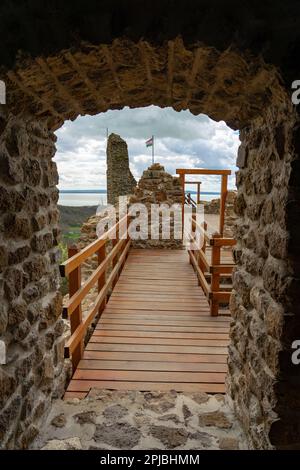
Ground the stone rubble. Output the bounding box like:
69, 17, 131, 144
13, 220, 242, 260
32, 390, 247, 450
129, 163, 183, 249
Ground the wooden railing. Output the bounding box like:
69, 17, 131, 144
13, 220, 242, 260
177, 168, 231, 236
185, 193, 197, 209
187, 217, 236, 316
60, 214, 131, 369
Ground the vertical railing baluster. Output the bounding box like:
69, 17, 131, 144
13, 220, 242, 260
68, 245, 83, 369
112, 222, 119, 288
210, 239, 221, 316
97, 241, 106, 315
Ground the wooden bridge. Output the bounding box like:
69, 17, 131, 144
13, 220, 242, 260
61, 169, 235, 399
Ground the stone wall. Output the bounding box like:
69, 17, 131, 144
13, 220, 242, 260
0, 112, 69, 449
223, 191, 237, 238
106, 133, 136, 206
227, 102, 299, 449
204, 190, 237, 238
129, 163, 183, 249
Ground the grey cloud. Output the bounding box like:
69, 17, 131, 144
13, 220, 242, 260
54, 106, 239, 190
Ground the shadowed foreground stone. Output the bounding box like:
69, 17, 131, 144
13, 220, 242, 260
33, 390, 246, 450
94, 422, 141, 449
198, 410, 233, 429
150, 425, 188, 448
42, 437, 82, 450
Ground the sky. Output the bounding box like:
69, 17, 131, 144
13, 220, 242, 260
54, 105, 240, 193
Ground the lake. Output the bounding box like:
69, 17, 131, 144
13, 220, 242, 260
58, 191, 220, 207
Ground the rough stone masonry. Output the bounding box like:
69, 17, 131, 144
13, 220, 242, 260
129, 163, 183, 249
106, 133, 136, 206
0, 111, 71, 449
0, 0, 300, 450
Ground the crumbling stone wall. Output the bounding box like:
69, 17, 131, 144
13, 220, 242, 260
204, 190, 237, 238
106, 133, 136, 206
0, 112, 69, 448
129, 163, 182, 249
224, 191, 237, 238
228, 102, 300, 449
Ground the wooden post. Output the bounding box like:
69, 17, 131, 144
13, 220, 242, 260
122, 215, 130, 266
202, 221, 207, 254
197, 221, 207, 283
197, 182, 201, 205
180, 172, 185, 237
112, 223, 119, 288
210, 240, 221, 316
97, 242, 106, 314
68, 245, 83, 369
219, 174, 228, 236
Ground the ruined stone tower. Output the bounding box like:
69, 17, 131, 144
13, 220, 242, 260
106, 133, 136, 206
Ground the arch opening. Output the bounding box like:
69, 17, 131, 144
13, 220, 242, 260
0, 37, 299, 450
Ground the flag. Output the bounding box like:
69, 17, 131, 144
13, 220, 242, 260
145, 137, 153, 147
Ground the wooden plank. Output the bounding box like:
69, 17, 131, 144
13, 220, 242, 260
111, 292, 205, 300
78, 359, 227, 373
73, 368, 226, 383
66, 380, 226, 393
82, 350, 228, 363
86, 343, 228, 354
98, 318, 228, 327
114, 284, 202, 291
99, 315, 229, 323
66, 247, 230, 396
96, 324, 230, 333
93, 330, 229, 340
89, 335, 229, 347
99, 314, 228, 323
102, 308, 230, 319
104, 302, 209, 311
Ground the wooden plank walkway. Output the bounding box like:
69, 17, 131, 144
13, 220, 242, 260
65, 249, 230, 399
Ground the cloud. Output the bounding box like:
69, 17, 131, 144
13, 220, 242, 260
54, 105, 240, 192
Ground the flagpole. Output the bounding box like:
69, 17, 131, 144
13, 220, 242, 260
152, 135, 154, 165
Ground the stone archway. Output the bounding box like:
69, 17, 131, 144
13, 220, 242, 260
0, 2, 300, 450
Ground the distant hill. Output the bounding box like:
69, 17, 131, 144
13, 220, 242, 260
58, 205, 98, 244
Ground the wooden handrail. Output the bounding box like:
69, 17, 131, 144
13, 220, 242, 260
177, 167, 231, 236
62, 237, 126, 318
189, 249, 210, 296
191, 218, 211, 244
210, 264, 234, 274
210, 238, 236, 247
60, 214, 131, 369
185, 216, 235, 316
177, 169, 231, 175
185, 193, 197, 208
60, 213, 128, 276
64, 239, 130, 359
